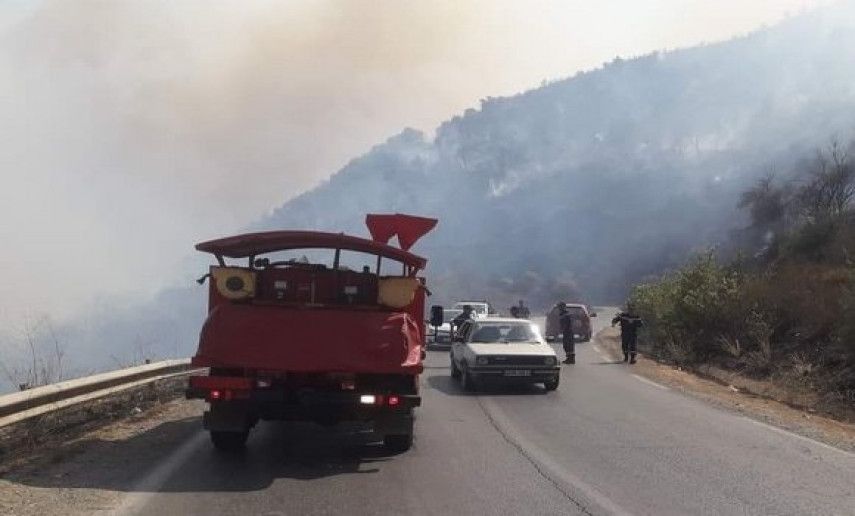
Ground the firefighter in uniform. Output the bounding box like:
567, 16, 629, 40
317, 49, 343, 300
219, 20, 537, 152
452, 304, 475, 338
612, 305, 644, 364
557, 302, 576, 364
509, 300, 530, 319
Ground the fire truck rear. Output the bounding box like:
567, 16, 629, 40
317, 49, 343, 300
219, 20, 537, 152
187, 214, 437, 452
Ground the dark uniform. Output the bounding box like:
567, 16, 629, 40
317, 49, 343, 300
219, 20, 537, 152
558, 304, 576, 364
452, 306, 475, 336
611, 312, 643, 363
510, 301, 530, 319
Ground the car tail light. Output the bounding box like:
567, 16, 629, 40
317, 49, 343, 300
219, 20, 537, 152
359, 394, 376, 405
210, 389, 222, 400
387, 395, 400, 406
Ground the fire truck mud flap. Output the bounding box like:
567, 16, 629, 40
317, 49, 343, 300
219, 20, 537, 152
372, 410, 414, 436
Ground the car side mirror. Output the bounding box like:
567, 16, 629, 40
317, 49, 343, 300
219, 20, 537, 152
430, 305, 444, 327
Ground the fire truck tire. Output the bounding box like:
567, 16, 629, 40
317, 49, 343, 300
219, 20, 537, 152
210, 430, 249, 451
383, 433, 413, 452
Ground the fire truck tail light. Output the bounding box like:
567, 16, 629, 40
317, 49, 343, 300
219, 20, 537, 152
341, 380, 356, 390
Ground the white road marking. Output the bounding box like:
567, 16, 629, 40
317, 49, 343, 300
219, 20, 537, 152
102, 430, 208, 515
631, 374, 669, 391
743, 417, 855, 458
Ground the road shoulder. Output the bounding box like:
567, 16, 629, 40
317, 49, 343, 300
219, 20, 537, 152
596, 328, 855, 454
0, 399, 203, 516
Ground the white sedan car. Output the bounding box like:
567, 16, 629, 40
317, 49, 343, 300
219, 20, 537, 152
450, 318, 560, 391
452, 301, 494, 318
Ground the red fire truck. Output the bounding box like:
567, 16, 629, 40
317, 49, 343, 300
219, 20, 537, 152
187, 214, 437, 452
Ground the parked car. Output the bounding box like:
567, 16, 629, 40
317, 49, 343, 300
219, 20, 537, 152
545, 303, 596, 342
452, 301, 495, 318
450, 318, 560, 391
426, 308, 463, 347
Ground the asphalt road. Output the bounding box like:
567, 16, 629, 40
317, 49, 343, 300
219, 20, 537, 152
22, 313, 855, 515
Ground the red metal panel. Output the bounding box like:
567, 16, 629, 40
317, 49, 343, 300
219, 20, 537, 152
193, 305, 424, 375
365, 214, 438, 251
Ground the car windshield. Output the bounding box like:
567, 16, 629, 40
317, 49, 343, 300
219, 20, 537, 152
470, 323, 540, 343
555, 305, 586, 316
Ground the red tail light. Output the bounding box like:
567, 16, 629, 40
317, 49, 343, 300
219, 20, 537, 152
191, 376, 252, 390
387, 395, 400, 406
210, 389, 222, 400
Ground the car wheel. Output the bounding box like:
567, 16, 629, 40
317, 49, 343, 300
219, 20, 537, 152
450, 358, 462, 379
210, 430, 249, 452
461, 368, 477, 392
544, 377, 560, 391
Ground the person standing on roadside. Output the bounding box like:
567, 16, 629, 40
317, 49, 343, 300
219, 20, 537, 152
510, 299, 530, 319
452, 304, 475, 337
517, 299, 531, 319
612, 305, 644, 364
558, 302, 576, 364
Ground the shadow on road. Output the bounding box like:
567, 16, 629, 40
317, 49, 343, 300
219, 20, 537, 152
425, 345, 452, 353
3, 416, 400, 494
426, 373, 548, 397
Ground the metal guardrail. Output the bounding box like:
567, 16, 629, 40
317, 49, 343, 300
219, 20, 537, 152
0, 359, 193, 426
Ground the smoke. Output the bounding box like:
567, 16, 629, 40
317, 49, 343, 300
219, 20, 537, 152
0, 0, 842, 391
0, 1, 481, 322
0, 0, 830, 324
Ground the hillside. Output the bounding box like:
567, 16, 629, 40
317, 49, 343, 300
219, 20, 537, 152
4, 6, 855, 392
255, 6, 855, 310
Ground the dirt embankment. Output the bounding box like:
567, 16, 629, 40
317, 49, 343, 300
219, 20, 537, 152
0, 398, 203, 516
0, 374, 190, 472
596, 328, 855, 453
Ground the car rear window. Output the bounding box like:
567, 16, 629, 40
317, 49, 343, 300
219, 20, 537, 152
470, 323, 540, 343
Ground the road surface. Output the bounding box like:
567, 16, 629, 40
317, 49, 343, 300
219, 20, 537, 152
6, 313, 855, 515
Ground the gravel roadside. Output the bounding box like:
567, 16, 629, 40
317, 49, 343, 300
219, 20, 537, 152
0, 399, 204, 516
596, 328, 855, 453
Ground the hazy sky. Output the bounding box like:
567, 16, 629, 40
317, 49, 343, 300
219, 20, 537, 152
0, 0, 830, 323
